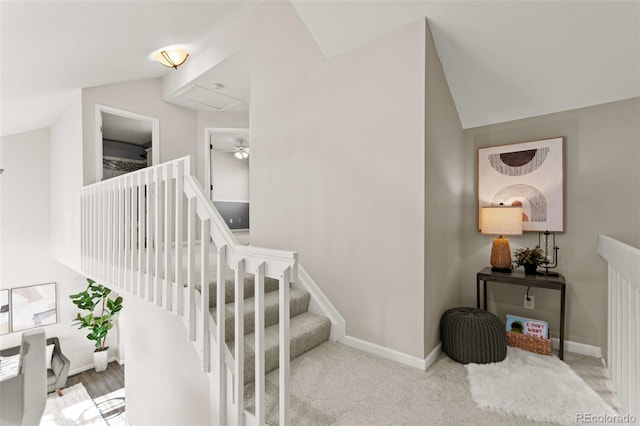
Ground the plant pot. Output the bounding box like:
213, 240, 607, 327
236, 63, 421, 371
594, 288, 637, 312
524, 264, 538, 275
94, 348, 109, 372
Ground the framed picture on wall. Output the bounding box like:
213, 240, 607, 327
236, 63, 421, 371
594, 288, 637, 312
478, 137, 564, 232
0, 290, 9, 335
10, 283, 57, 332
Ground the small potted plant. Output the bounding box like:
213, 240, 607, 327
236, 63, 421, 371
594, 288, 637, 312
70, 278, 123, 372
513, 247, 544, 275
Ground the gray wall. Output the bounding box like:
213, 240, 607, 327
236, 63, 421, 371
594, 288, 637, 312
50, 93, 84, 271
164, 3, 466, 359
211, 151, 249, 202
0, 128, 109, 373
247, 11, 428, 358
462, 97, 640, 357
423, 22, 465, 355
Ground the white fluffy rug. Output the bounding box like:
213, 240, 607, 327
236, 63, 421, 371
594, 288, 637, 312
466, 347, 617, 425
40, 383, 107, 426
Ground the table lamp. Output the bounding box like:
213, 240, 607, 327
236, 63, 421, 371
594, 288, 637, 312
481, 205, 523, 272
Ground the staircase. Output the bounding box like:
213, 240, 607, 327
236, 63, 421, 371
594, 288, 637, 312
206, 267, 331, 385
79, 156, 334, 425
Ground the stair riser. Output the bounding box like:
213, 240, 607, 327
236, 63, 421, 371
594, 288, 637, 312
242, 318, 331, 384
197, 276, 279, 307
212, 290, 310, 342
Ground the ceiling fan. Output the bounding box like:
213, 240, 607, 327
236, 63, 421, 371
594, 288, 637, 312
232, 140, 250, 159
213, 138, 250, 159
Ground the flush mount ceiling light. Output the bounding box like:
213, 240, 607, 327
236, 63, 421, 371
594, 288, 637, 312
154, 48, 189, 70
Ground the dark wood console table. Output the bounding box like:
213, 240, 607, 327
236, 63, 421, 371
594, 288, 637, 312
476, 267, 566, 360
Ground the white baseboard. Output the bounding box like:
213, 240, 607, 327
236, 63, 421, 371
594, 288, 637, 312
69, 355, 121, 376
337, 335, 602, 373
339, 335, 442, 371
551, 338, 602, 358
425, 342, 442, 370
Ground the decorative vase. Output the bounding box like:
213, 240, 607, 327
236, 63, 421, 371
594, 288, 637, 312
524, 264, 538, 275
93, 348, 109, 372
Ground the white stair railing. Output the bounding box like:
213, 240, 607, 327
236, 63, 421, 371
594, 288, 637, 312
598, 235, 640, 419
81, 156, 295, 426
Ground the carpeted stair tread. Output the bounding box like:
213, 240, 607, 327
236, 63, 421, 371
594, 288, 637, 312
210, 287, 311, 342
196, 275, 280, 308
232, 312, 331, 384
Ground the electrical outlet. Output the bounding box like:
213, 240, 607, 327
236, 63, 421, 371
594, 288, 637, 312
524, 295, 535, 309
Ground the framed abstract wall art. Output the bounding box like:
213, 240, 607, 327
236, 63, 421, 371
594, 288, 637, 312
10, 282, 57, 332
478, 137, 564, 232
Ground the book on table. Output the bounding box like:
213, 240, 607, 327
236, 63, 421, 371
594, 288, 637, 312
506, 314, 549, 339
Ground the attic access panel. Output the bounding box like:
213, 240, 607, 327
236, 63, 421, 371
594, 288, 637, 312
176, 84, 244, 111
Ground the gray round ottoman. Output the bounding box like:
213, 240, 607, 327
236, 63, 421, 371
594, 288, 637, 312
440, 307, 507, 364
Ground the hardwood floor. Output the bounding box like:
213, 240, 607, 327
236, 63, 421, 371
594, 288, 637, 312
66, 361, 124, 399
65, 361, 126, 424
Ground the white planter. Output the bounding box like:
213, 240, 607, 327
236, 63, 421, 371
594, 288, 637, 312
94, 348, 109, 372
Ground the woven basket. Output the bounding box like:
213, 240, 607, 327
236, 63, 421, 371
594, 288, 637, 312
506, 331, 551, 355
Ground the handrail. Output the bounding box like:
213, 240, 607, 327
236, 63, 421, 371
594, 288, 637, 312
597, 235, 640, 288
80, 156, 294, 425
183, 174, 298, 279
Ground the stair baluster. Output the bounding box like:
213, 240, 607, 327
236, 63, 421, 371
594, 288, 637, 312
216, 243, 226, 423
127, 174, 136, 293
81, 156, 301, 426
137, 172, 145, 297
164, 165, 173, 312
279, 267, 291, 426
187, 196, 197, 341
145, 168, 153, 302
175, 161, 184, 316
154, 167, 162, 306
201, 219, 211, 373
118, 178, 125, 290
234, 259, 245, 425
255, 262, 266, 425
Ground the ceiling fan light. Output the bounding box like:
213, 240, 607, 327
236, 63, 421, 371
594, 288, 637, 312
154, 48, 189, 69
231, 139, 250, 159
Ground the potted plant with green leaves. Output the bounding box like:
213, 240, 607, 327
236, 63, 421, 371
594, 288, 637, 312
513, 246, 544, 275
70, 278, 123, 372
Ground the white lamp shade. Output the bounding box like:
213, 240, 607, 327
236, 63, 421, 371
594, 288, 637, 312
481, 206, 523, 236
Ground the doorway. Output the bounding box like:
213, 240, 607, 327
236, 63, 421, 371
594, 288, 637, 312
95, 105, 159, 181
205, 128, 250, 244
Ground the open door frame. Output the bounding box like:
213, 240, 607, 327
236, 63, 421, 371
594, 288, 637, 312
95, 104, 160, 181
204, 127, 250, 202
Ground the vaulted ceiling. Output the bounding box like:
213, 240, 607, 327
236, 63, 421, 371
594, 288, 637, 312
1, 1, 638, 137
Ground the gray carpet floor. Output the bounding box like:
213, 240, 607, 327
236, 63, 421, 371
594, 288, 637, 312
245, 341, 618, 426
